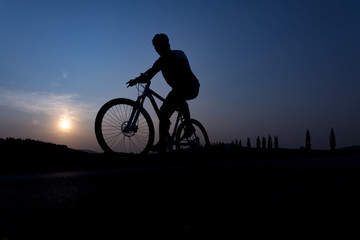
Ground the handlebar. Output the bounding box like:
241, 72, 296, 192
126, 73, 150, 88
126, 79, 137, 88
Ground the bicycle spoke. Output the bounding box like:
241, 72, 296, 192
95, 99, 154, 154
175, 119, 209, 151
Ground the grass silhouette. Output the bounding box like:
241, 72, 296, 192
0, 137, 359, 174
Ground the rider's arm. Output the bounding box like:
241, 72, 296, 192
127, 59, 161, 87
133, 67, 158, 84
141, 57, 163, 82
141, 67, 158, 82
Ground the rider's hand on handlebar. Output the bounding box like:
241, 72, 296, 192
127, 73, 149, 87
126, 79, 138, 88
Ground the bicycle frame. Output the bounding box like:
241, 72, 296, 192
127, 82, 184, 143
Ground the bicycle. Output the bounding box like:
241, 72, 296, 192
94, 80, 210, 154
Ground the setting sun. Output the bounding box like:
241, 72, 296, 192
60, 119, 70, 129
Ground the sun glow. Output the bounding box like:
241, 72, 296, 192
60, 119, 70, 129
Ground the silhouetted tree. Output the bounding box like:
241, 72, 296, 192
268, 135, 273, 149
211, 142, 225, 150
274, 136, 279, 149
262, 136, 266, 149
231, 139, 241, 149
256, 136, 261, 149
329, 128, 336, 150
246, 138, 251, 149
239, 139, 242, 149
305, 129, 311, 150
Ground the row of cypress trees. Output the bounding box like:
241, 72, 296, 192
215, 127, 337, 151
305, 127, 336, 150
229, 135, 279, 150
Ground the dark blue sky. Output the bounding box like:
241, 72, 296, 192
0, 0, 359, 151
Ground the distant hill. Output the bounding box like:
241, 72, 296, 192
0, 137, 81, 155
338, 145, 360, 150
0, 137, 360, 175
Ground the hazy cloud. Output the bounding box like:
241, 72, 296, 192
62, 70, 71, 79
0, 89, 100, 150
0, 89, 94, 122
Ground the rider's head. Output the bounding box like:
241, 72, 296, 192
152, 33, 171, 57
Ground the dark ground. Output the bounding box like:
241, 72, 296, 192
1, 139, 360, 239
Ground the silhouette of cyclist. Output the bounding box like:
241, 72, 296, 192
127, 33, 200, 152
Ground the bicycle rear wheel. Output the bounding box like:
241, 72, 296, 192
175, 119, 210, 151
95, 98, 155, 154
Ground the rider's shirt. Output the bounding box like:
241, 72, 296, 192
152, 50, 199, 91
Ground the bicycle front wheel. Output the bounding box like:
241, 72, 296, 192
175, 118, 210, 151
95, 98, 155, 154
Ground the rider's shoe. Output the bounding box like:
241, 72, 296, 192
151, 141, 167, 153
181, 124, 196, 140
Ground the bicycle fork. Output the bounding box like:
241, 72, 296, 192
124, 96, 145, 133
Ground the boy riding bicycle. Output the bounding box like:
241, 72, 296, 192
127, 33, 200, 153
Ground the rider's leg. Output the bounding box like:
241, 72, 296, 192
152, 91, 177, 152
169, 93, 197, 139
168, 88, 199, 139
177, 101, 195, 140
180, 87, 199, 139
158, 113, 171, 143
178, 101, 190, 120
179, 101, 196, 139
